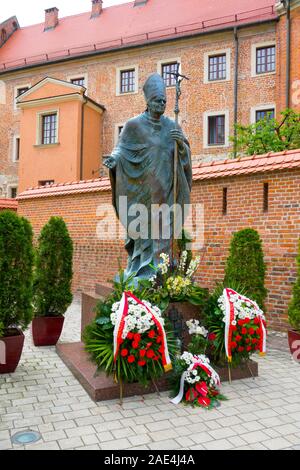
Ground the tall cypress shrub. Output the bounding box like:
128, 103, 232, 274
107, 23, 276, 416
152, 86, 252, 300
0, 211, 34, 333
288, 238, 300, 331
224, 228, 267, 310
34, 217, 73, 317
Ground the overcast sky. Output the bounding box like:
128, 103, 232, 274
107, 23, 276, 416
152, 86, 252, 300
1, 0, 131, 27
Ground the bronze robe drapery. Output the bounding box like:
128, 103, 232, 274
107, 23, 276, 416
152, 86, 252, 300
109, 111, 192, 282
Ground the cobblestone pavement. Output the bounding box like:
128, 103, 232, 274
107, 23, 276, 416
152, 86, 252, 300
0, 301, 300, 451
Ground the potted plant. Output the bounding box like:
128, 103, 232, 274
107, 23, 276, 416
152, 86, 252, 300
0, 211, 34, 374
32, 217, 73, 346
288, 238, 300, 357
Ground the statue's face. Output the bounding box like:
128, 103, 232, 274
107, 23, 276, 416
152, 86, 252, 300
147, 94, 167, 117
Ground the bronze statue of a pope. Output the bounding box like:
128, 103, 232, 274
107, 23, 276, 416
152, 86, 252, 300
105, 73, 192, 284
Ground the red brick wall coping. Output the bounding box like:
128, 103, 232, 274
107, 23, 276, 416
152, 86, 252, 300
0, 198, 18, 210
17, 149, 300, 200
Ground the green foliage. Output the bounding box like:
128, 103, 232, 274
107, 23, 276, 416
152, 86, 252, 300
231, 109, 300, 157
0, 321, 4, 338
33, 217, 73, 317
187, 334, 208, 356
288, 238, 300, 331
224, 229, 267, 311
0, 211, 34, 332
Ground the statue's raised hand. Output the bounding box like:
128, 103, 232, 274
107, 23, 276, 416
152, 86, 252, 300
170, 129, 185, 151
104, 156, 117, 170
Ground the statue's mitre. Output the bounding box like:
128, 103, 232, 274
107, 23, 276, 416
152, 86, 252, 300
143, 73, 166, 102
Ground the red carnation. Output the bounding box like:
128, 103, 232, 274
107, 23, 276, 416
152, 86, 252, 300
244, 318, 250, 324
252, 338, 257, 344
140, 349, 146, 358
254, 317, 260, 325
146, 349, 155, 359
121, 349, 128, 357
134, 333, 141, 343
132, 341, 139, 349
235, 335, 242, 342
127, 332, 134, 340
241, 327, 248, 335
198, 396, 211, 407
230, 341, 237, 349
127, 355, 135, 363
231, 325, 237, 331
153, 355, 160, 361
255, 345, 260, 350
246, 346, 252, 352
146, 342, 153, 349
245, 338, 250, 344
238, 346, 244, 352
138, 360, 146, 366
148, 330, 156, 339
238, 319, 245, 326
249, 328, 255, 335
208, 333, 217, 341
156, 336, 162, 344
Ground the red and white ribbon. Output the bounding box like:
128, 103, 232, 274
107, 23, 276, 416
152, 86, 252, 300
113, 291, 172, 372
223, 288, 267, 362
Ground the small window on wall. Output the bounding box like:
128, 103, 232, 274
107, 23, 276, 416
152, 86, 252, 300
39, 180, 54, 187
161, 62, 178, 87
70, 77, 85, 87
16, 87, 29, 98
256, 46, 275, 74
13, 136, 20, 162
208, 115, 225, 145
41, 113, 58, 145
120, 69, 135, 94
255, 109, 275, 122
9, 187, 18, 199
208, 54, 226, 81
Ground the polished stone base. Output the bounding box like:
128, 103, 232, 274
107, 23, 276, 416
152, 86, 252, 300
56, 341, 169, 402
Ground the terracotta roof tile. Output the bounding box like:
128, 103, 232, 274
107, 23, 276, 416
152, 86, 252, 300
0, 0, 276, 72
0, 198, 18, 209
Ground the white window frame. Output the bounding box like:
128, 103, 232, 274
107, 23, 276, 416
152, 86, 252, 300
251, 42, 276, 78
14, 83, 31, 110
67, 73, 88, 90
7, 185, 18, 199
12, 134, 20, 162
116, 65, 139, 96
157, 58, 181, 88
204, 49, 231, 84
36, 109, 60, 146
250, 104, 276, 124
203, 110, 230, 148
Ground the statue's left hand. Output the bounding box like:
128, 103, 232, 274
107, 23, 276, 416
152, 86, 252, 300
170, 129, 185, 151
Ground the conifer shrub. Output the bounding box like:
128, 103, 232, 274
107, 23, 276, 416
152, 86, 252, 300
288, 238, 300, 331
224, 228, 267, 310
34, 217, 73, 317
0, 211, 34, 334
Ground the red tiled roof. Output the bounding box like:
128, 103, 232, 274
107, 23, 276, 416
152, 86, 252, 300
0, 0, 277, 72
17, 149, 300, 200
0, 198, 18, 209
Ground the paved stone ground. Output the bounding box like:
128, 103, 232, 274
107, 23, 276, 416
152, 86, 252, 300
0, 300, 300, 451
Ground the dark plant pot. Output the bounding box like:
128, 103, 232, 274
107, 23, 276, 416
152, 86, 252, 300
32, 316, 65, 346
0, 329, 25, 374
288, 329, 300, 359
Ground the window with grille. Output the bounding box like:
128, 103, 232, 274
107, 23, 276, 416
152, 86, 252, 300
255, 109, 275, 122
208, 54, 226, 81
71, 77, 85, 87
256, 46, 275, 74
120, 69, 135, 93
208, 115, 225, 145
41, 113, 57, 145
162, 62, 178, 87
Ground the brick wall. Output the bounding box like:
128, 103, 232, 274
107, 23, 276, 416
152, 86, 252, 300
17, 167, 300, 331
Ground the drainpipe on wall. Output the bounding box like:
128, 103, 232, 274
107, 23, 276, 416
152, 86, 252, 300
286, 0, 291, 108
80, 97, 87, 181
233, 26, 239, 158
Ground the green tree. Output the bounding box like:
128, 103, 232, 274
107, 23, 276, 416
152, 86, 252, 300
231, 109, 300, 157
0, 211, 34, 333
224, 228, 267, 310
34, 217, 73, 317
288, 238, 300, 331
